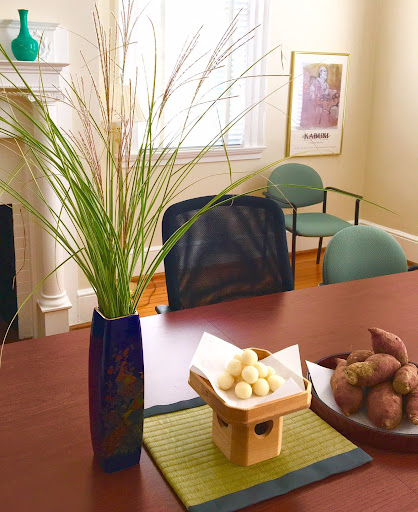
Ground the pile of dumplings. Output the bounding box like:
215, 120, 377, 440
217, 348, 285, 399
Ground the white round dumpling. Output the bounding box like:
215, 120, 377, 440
233, 352, 242, 361
268, 374, 285, 392
235, 381, 252, 399
241, 365, 259, 384
266, 366, 276, 378
217, 373, 235, 390
253, 378, 270, 396
241, 349, 258, 366
226, 359, 243, 377
254, 362, 268, 379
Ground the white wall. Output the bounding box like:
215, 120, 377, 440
120, 0, 379, 243
363, 0, 418, 238
261, 0, 377, 221
1, 0, 415, 329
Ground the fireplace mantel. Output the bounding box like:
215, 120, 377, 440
0, 60, 69, 94
0, 59, 73, 338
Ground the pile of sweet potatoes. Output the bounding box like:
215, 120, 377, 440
330, 327, 418, 429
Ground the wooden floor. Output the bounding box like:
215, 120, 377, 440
133, 249, 324, 318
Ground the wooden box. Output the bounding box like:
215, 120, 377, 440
188, 348, 312, 466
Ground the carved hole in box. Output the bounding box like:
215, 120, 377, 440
217, 415, 228, 428
254, 420, 273, 437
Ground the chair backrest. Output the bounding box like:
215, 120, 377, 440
322, 225, 408, 285
266, 163, 324, 208
162, 195, 294, 311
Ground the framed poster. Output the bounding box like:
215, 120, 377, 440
286, 52, 349, 157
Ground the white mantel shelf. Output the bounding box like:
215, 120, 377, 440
0, 60, 69, 94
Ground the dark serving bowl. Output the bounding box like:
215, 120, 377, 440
306, 353, 418, 453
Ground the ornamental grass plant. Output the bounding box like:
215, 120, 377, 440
0, 2, 287, 322
0, 2, 382, 350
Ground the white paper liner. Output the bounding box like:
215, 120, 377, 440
189, 332, 305, 410
306, 361, 418, 435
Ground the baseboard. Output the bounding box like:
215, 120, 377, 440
357, 219, 418, 263
75, 248, 165, 327
286, 233, 330, 252
77, 287, 98, 325
131, 245, 165, 277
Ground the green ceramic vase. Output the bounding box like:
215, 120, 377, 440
11, 10, 39, 62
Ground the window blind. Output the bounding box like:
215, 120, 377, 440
125, 0, 259, 150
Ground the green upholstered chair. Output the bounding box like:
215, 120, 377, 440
322, 225, 409, 285
263, 163, 362, 280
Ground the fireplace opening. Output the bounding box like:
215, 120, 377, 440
0, 205, 19, 342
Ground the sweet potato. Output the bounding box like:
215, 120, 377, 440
405, 387, 418, 425
367, 381, 402, 429
334, 357, 347, 367
344, 353, 401, 386
392, 364, 418, 395
346, 350, 374, 366
368, 327, 408, 365
330, 359, 363, 416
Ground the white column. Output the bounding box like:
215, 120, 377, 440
33, 97, 72, 336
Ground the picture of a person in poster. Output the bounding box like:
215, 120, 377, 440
300, 63, 342, 129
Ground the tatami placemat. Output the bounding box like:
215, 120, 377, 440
143, 404, 372, 512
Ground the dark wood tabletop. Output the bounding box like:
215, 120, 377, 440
1, 272, 417, 512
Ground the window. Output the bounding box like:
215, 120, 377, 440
123, 0, 270, 162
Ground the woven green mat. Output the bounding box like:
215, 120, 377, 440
143, 405, 372, 512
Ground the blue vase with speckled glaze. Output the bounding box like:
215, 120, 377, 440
89, 308, 144, 473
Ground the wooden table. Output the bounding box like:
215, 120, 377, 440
1, 272, 417, 512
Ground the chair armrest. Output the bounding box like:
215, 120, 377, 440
325, 187, 362, 224
155, 305, 173, 314
325, 186, 363, 199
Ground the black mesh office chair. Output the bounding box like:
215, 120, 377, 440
156, 195, 294, 313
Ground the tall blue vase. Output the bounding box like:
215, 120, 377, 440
89, 308, 144, 473
11, 10, 39, 62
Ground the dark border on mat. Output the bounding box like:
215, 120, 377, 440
188, 448, 372, 512
144, 397, 205, 418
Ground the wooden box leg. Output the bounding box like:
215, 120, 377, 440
211, 412, 284, 466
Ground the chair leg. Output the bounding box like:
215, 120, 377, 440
291, 232, 296, 281
316, 237, 323, 264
